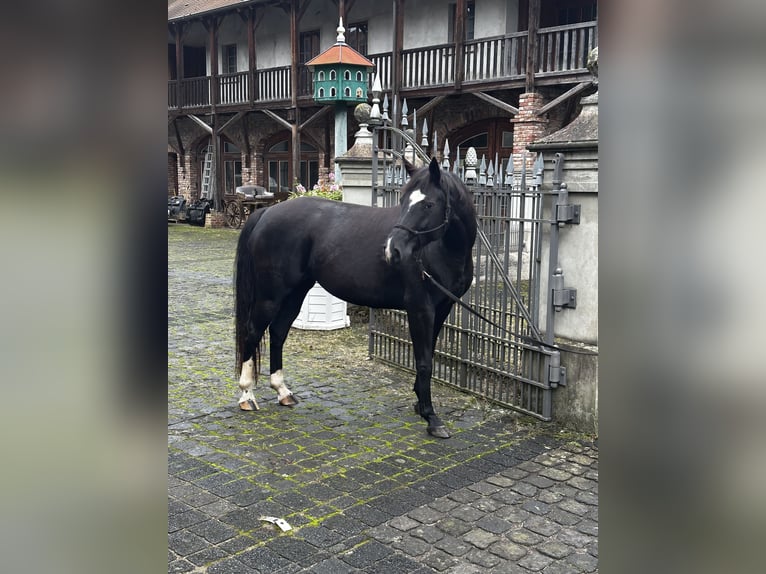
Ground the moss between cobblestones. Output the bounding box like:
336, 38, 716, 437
169, 225, 595, 570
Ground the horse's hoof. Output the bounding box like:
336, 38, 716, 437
239, 399, 259, 411
279, 394, 298, 407
427, 425, 451, 439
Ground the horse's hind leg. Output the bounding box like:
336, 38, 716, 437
267, 282, 313, 406
238, 306, 273, 410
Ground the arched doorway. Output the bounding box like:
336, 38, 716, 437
263, 134, 320, 193
449, 118, 514, 173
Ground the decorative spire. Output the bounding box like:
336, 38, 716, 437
336, 18, 345, 43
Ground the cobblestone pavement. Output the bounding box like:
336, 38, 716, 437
169, 225, 598, 573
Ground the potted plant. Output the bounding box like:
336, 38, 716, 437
290, 173, 350, 330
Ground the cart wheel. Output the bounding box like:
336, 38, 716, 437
224, 201, 242, 229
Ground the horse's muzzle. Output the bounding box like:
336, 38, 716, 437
384, 230, 415, 266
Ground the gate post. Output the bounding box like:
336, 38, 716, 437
528, 83, 599, 434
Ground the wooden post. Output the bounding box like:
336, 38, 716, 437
290, 0, 301, 185
454, 0, 465, 90
248, 7, 257, 104
392, 0, 404, 98
526, 0, 540, 93
207, 16, 219, 109
172, 23, 184, 110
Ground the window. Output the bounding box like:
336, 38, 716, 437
344, 87, 351, 97
318, 88, 325, 98
265, 138, 320, 192
330, 70, 336, 80
448, 1, 475, 43
346, 21, 368, 55
318, 70, 325, 81
299, 30, 320, 96
223, 44, 237, 74
344, 70, 351, 80
331, 87, 336, 97
356, 71, 363, 81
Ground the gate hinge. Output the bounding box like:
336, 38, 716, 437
556, 202, 581, 224
555, 183, 581, 224
551, 268, 577, 311
548, 352, 567, 388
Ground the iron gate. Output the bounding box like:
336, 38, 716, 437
366, 119, 569, 421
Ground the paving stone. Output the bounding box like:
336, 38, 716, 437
187, 519, 238, 544
390, 515, 420, 532
476, 514, 513, 534
310, 557, 357, 574
565, 550, 599, 572
168, 559, 196, 573
463, 527, 499, 549
507, 527, 544, 546
451, 504, 486, 522
488, 539, 528, 561
435, 516, 473, 538
433, 535, 472, 557
408, 505, 443, 524
464, 547, 501, 568
168, 529, 208, 556
423, 549, 460, 572
186, 546, 229, 567
410, 524, 445, 544
206, 557, 255, 574
524, 515, 561, 536
521, 499, 551, 515
392, 534, 431, 557
238, 545, 292, 572
538, 539, 574, 559
518, 549, 555, 571
340, 539, 393, 567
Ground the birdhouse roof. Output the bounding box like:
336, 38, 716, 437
306, 43, 374, 68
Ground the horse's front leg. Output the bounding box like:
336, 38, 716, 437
407, 306, 450, 439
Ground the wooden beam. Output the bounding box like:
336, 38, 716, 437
406, 95, 446, 123
187, 114, 213, 134
218, 111, 246, 134
241, 114, 251, 165
536, 82, 592, 116
472, 92, 519, 115
298, 0, 311, 23
248, 6, 257, 104
173, 119, 185, 156
261, 109, 293, 131
299, 106, 332, 131
526, 0, 540, 93
290, 0, 299, 108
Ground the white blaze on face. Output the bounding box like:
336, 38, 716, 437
408, 189, 426, 211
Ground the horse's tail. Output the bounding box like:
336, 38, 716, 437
234, 209, 268, 377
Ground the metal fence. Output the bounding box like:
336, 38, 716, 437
367, 116, 566, 420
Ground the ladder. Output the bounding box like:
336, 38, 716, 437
200, 144, 213, 199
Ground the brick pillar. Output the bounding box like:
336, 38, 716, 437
511, 92, 548, 172
177, 152, 200, 201
168, 153, 178, 196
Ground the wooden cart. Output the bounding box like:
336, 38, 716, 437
222, 189, 289, 229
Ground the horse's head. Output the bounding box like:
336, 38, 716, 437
385, 157, 456, 267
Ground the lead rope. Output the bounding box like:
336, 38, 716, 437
420, 265, 598, 357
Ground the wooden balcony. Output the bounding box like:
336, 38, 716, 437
168, 21, 597, 112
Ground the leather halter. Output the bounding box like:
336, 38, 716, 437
392, 184, 452, 238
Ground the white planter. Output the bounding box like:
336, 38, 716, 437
292, 283, 350, 330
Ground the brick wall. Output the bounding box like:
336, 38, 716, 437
511, 92, 548, 171
168, 153, 178, 196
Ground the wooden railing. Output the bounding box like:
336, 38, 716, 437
402, 43, 454, 88
536, 21, 597, 75
167, 22, 597, 110
219, 71, 249, 105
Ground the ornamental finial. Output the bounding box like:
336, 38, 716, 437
336, 18, 345, 43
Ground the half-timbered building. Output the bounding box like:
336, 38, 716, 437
167, 0, 598, 212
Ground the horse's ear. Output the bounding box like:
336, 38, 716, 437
429, 157, 441, 186
403, 159, 416, 176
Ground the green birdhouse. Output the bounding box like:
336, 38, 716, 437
306, 19, 374, 104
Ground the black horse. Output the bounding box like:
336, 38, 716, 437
234, 158, 477, 438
